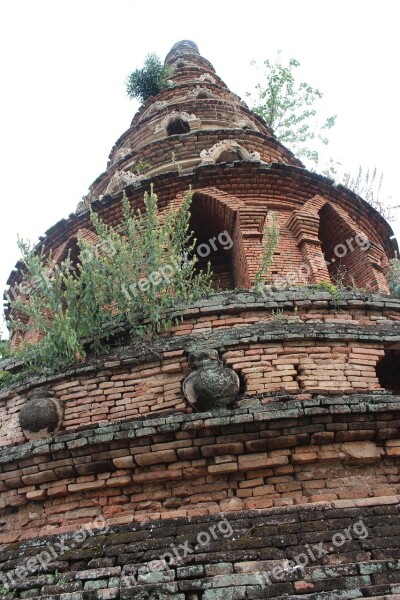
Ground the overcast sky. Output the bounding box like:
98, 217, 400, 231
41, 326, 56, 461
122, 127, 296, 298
1, 0, 399, 337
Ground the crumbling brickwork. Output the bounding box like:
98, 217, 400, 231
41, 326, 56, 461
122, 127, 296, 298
1, 40, 400, 599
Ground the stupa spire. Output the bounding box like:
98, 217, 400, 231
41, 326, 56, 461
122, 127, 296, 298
79, 41, 300, 209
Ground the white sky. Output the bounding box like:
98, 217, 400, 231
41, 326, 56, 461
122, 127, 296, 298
1, 0, 399, 337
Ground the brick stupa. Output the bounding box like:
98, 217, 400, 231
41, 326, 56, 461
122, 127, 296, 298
1, 40, 400, 599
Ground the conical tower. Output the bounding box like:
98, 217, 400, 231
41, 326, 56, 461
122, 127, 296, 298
1, 41, 400, 599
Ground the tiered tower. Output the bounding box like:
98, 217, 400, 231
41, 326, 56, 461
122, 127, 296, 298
1, 40, 400, 599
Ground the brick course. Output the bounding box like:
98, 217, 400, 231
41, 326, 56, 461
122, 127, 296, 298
1, 502, 400, 599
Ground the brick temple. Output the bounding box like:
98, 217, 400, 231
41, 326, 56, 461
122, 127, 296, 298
1, 39, 400, 599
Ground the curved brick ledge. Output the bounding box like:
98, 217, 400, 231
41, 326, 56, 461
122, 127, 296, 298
1, 395, 400, 543
2, 316, 400, 395
1, 394, 399, 464
4, 287, 400, 376
1, 321, 399, 441
3, 290, 400, 447
1, 500, 400, 599
89, 128, 299, 198
107, 99, 274, 166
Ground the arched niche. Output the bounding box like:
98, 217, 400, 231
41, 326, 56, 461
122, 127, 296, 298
167, 117, 190, 136
318, 203, 373, 289
376, 348, 400, 394
199, 140, 260, 165
187, 190, 249, 290
287, 195, 388, 292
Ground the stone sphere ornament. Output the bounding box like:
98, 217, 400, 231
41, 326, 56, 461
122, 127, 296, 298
183, 349, 240, 411
19, 387, 63, 441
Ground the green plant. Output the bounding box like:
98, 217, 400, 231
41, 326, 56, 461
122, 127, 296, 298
1, 585, 16, 599
125, 53, 172, 103
54, 570, 67, 585
271, 306, 299, 324
290, 305, 299, 322
247, 52, 336, 165
0, 370, 13, 390
134, 159, 151, 177
254, 212, 280, 287
387, 254, 400, 297
271, 308, 285, 322
0, 339, 10, 360
171, 152, 183, 174
8, 187, 212, 373
310, 281, 341, 309
331, 264, 354, 290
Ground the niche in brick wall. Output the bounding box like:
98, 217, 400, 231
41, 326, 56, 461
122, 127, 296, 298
190, 193, 235, 290
167, 118, 190, 136
318, 203, 362, 288
376, 349, 400, 394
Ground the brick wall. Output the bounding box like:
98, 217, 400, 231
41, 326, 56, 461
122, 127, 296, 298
93, 129, 299, 200
1, 485, 400, 598
8, 164, 394, 312
0, 396, 399, 543
1, 41, 400, 599
4, 290, 400, 447
223, 342, 384, 395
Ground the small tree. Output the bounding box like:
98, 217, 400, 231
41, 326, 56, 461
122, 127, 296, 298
125, 53, 172, 103
8, 187, 212, 372
247, 52, 336, 165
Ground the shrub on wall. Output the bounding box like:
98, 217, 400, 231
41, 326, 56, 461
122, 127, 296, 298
125, 53, 172, 103
8, 187, 212, 372
0, 340, 10, 360
387, 255, 400, 297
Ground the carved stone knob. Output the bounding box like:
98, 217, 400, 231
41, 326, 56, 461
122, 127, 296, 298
183, 349, 240, 411
19, 387, 63, 441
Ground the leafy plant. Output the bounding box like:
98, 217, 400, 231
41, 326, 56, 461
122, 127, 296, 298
247, 52, 336, 165
1, 585, 16, 599
254, 212, 280, 287
134, 159, 151, 177
171, 152, 183, 174
331, 264, 354, 290
125, 53, 172, 103
8, 187, 212, 372
0, 339, 10, 360
54, 570, 67, 585
271, 308, 285, 322
387, 254, 400, 298
0, 370, 13, 390
271, 306, 299, 324
310, 281, 341, 309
